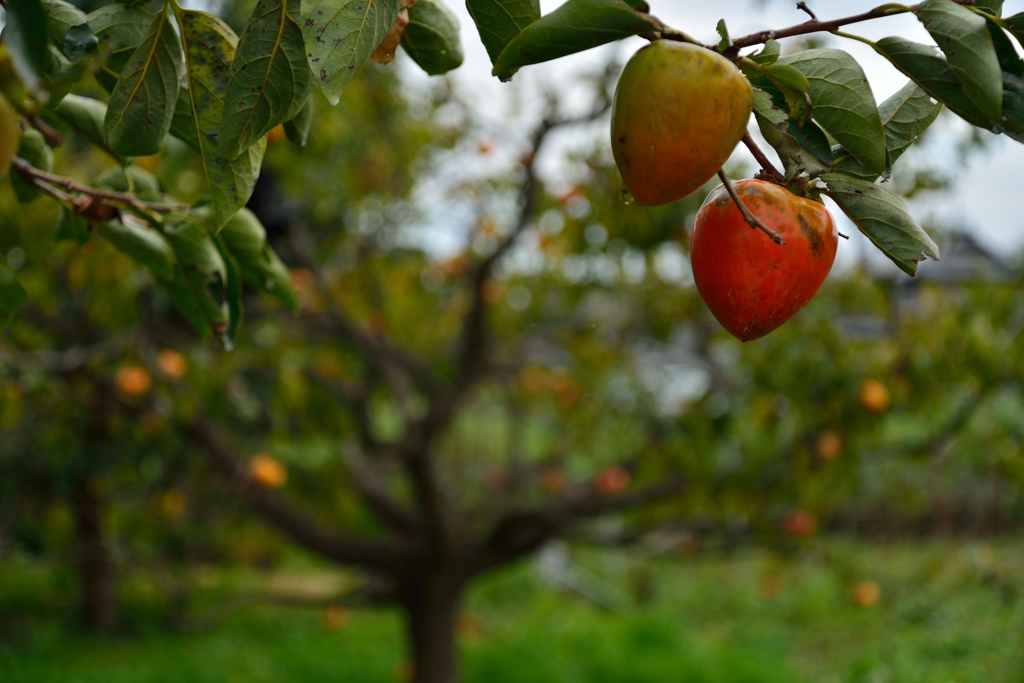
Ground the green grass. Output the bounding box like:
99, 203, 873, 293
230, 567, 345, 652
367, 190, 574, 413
2, 538, 1024, 682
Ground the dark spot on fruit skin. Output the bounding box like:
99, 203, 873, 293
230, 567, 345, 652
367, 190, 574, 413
799, 212, 824, 258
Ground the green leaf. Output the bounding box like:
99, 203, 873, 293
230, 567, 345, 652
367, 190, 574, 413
778, 49, 886, 175
1004, 13, 1024, 46
832, 81, 943, 182
759, 62, 812, 124
283, 92, 314, 146
1000, 72, 1024, 142
157, 272, 212, 337
0, 261, 28, 329
821, 174, 939, 276
94, 165, 161, 201
174, 9, 266, 230
491, 0, 657, 81
716, 19, 732, 52
878, 81, 941, 166
87, 4, 156, 92
219, 208, 298, 310
749, 39, 780, 65
985, 16, 1024, 77
751, 88, 831, 180
917, 0, 1003, 120
95, 215, 177, 279
55, 207, 91, 245
5, 0, 50, 92
875, 37, 993, 128
42, 44, 73, 104
164, 217, 230, 331
63, 24, 99, 62
975, 0, 1003, 17
466, 0, 540, 65
223, 0, 312, 157
10, 129, 54, 203
42, 0, 86, 46
300, 0, 400, 107
103, 9, 184, 156
400, 0, 464, 76
43, 0, 87, 44
42, 0, 98, 62
53, 94, 122, 160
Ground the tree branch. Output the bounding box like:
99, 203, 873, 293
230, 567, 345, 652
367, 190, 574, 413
10, 157, 190, 213
645, 1, 974, 52
468, 474, 684, 576
183, 416, 413, 571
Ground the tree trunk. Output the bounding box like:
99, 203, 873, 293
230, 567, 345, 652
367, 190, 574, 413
402, 569, 463, 683
72, 480, 118, 633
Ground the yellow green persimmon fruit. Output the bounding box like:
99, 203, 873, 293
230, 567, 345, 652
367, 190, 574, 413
611, 41, 753, 206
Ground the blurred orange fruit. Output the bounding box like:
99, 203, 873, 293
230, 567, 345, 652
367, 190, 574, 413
814, 430, 842, 461
852, 580, 881, 608
117, 365, 152, 397
267, 124, 286, 145
322, 605, 349, 630
156, 349, 188, 380
250, 454, 288, 489
858, 379, 890, 413
782, 510, 818, 539
158, 489, 187, 519
594, 466, 631, 495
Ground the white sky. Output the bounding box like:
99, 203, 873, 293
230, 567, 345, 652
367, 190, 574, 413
396, 0, 1024, 276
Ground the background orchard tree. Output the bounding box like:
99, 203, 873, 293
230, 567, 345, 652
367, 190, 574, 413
3, 0, 1024, 682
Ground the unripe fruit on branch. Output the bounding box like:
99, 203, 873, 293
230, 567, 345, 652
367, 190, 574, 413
691, 179, 838, 341
611, 41, 753, 206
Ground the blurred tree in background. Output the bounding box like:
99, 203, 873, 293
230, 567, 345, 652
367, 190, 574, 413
3, 49, 1024, 681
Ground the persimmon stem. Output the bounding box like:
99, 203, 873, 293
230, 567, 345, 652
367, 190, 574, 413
741, 132, 784, 184
717, 170, 786, 246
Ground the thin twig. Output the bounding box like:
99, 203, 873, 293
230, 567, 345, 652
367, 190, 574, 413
796, 2, 818, 21
10, 157, 190, 212
717, 170, 786, 245
741, 132, 784, 183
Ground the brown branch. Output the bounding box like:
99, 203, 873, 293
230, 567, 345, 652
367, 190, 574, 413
10, 157, 190, 213
183, 416, 413, 571
646, 1, 973, 52
468, 474, 684, 576
717, 170, 786, 245
742, 132, 784, 183
729, 1, 973, 50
